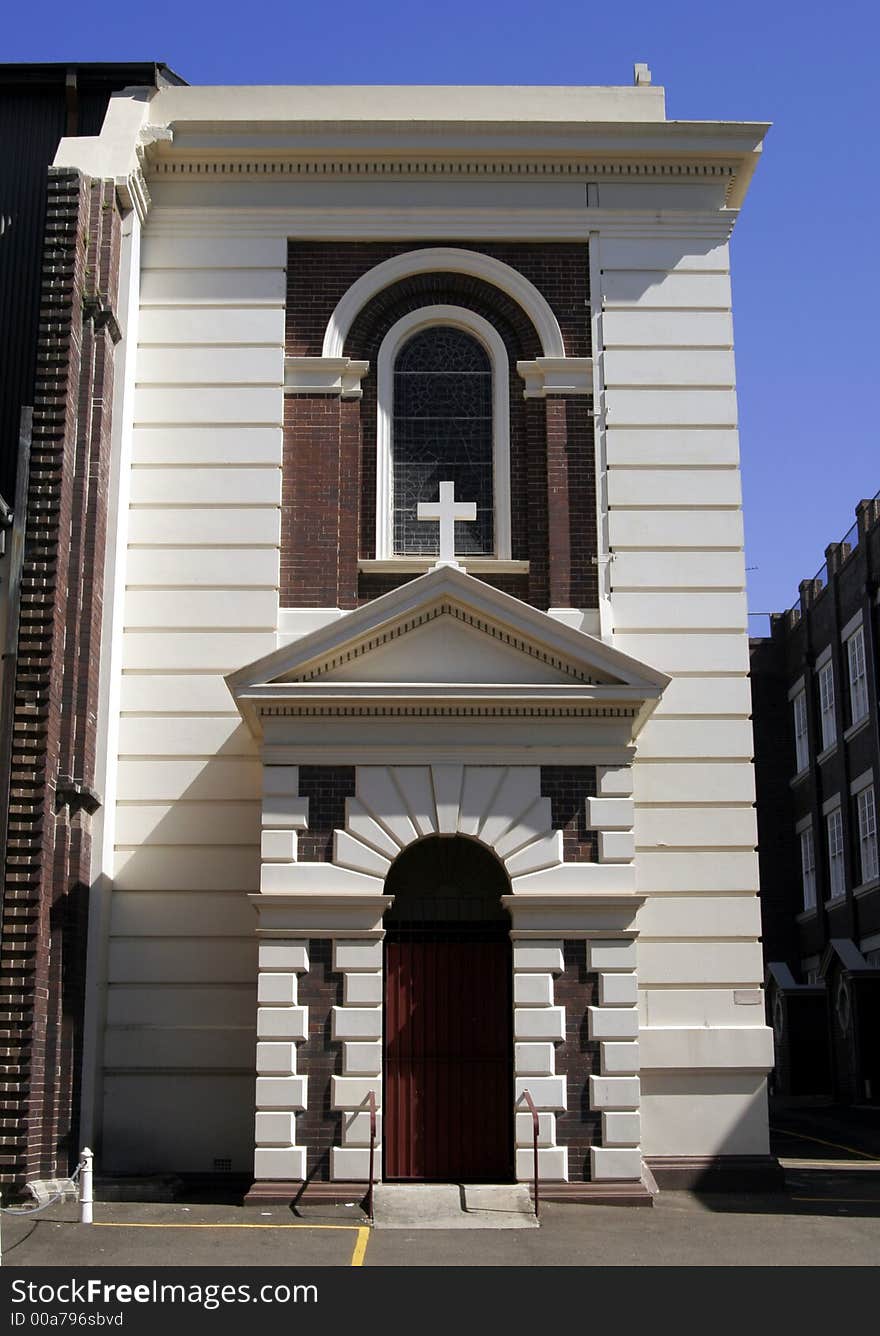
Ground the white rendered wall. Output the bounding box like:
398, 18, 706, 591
598, 224, 771, 1155
103, 224, 285, 1172
98, 165, 771, 1170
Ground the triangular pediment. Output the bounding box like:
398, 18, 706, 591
227, 564, 668, 733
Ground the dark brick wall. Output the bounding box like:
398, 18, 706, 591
0, 168, 121, 1189
540, 767, 597, 862
283, 241, 597, 613
297, 767, 356, 862
554, 940, 601, 1181
297, 940, 343, 1182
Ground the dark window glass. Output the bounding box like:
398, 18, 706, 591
392, 326, 493, 556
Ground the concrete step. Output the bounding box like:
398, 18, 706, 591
372, 1183, 538, 1229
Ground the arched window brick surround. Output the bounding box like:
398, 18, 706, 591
281, 252, 598, 612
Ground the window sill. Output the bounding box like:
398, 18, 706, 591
823, 895, 847, 909
789, 768, 811, 789
844, 716, 871, 742
359, 558, 530, 575
796, 908, 818, 923
817, 742, 838, 764
854, 878, 880, 899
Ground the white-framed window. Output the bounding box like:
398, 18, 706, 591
800, 825, 817, 911
375, 305, 511, 561
856, 784, 878, 885
846, 625, 869, 725
818, 660, 837, 750
793, 689, 809, 772
826, 807, 845, 899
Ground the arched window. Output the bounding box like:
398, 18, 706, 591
375, 306, 511, 562
392, 326, 493, 557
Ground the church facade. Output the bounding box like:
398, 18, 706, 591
2, 73, 775, 1199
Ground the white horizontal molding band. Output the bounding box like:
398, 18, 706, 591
284, 356, 370, 398
638, 1026, 773, 1070
517, 357, 594, 398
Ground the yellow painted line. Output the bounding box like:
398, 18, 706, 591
350, 1226, 370, 1267
93, 1222, 360, 1231
771, 1126, 879, 1161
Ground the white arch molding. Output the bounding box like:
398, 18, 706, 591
321, 247, 566, 361
375, 306, 512, 561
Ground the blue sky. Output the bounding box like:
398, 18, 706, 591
6, 0, 878, 620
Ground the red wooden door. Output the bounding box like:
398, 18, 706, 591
384, 936, 513, 1181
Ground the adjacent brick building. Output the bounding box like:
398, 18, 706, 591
752, 495, 880, 1104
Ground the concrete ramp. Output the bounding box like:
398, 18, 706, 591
371, 1183, 538, 1229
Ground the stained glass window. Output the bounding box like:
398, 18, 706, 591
392, 326, 493, 556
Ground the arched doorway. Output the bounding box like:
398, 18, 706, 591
383, 835, 514, 1182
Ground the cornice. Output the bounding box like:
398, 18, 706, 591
144, 206, 740, 243
147, 155, 740, 184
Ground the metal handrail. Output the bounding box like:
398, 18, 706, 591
518, 1088, 540, 1221
366, 1089, 377, 1224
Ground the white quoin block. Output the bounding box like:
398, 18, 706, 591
602, 1111, 641, 1148
596, 766, 633, 797
587, 940, 637, 972
255, 1076, 307, 1110
598, 973, 638, 1006
331, 1147, 380, 1182
261, 830, 297, 862
342, 1111, 383, 1146
259, 942, 309, 973
331, 1077, 381, 1110
254, 1147, 306, 1181
588, 1007, 639, 1041
256, 1042, 298, 1075
332, 1007, 382, 1040
516, 1147, 568, 1182
514, 1076, 566, 1110
513, 942, 564, 973
344, 972, 383, 1005
255, 1112, 297, 1146
600, 1041, 641, 1075
515, 1111, 557, 1147
258, 973, 298, 1005
257, 1007, 308, 1041
263, 766, 299, 796
343, 1041, 382, 1076
514, 974, 554, 1007
334, 940, 382, 972
262, 795, 310, 829
514, 1043, 556, 1075
590, 1147, 643, 1182
514, 1007, 566, 1041
589, 1075, 640, 1110
586, 797, 634, 830
598, 831, 635, 863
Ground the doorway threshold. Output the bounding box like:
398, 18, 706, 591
371, 1183, 538, 1229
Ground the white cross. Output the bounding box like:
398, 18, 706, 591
417, 480, 477, 569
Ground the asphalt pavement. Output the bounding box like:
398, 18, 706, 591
2, 1103, 878, 1269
